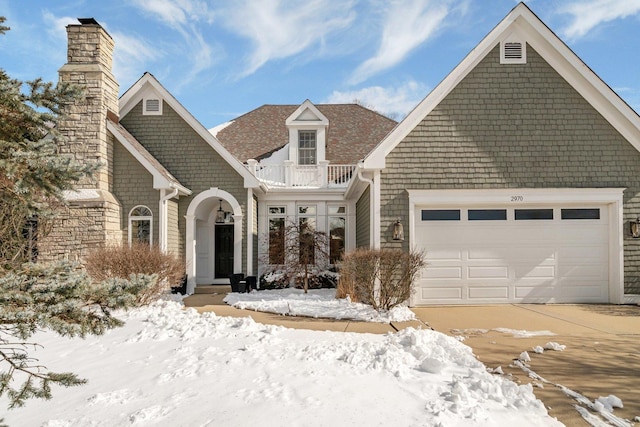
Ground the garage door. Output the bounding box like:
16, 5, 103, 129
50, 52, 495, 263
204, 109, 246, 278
413, 205, 610, 304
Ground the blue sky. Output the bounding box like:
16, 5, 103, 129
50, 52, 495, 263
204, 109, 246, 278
1, 0, 639, 127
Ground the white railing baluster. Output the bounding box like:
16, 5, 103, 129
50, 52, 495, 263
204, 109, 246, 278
246, 163, 356, 188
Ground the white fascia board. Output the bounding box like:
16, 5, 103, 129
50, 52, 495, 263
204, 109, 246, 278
363, 3, 640, 169
107, 121, 191, 195
518, 17, 640, 152
363, 9, 519, 170
407, 188, 625, 206
285, 99, 329, 127
119, 74, 261, 189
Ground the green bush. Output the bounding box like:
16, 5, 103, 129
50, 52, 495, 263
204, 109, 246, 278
84, 243, 184, 305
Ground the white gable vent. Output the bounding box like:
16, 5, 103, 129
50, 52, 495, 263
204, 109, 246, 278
143, 98, 162, 115
500, 40, 526, 64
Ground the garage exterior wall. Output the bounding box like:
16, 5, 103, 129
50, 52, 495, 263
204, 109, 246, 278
381, 44, 640, 295
356, 186, 370, 248
120, 101, 248, 270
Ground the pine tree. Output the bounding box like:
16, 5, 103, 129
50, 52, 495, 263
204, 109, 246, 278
0, 263, 156, 408
0, 16, 96, 270
0, 17, 155, 409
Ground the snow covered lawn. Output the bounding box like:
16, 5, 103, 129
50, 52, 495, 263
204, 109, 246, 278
2, 298, 562, 426
224, 288, 416, 322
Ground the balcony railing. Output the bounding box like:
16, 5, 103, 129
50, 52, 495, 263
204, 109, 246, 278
246, 160, 356, 189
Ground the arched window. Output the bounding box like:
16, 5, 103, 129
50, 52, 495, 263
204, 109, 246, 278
129, 205, 153, 245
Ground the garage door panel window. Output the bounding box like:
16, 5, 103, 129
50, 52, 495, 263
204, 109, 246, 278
468, 209, 507, 221
561, 208, 600, 220
514, 209, 553, 220
421, 209, 460, 221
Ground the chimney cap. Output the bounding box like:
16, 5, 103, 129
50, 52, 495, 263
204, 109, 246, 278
77, 18, 99, 25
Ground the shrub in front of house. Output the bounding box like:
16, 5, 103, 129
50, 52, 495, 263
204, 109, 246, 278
337, 248, 425, 311
84, 243, 184, 305
259, 271, 291, 290
293, 268, 339, 290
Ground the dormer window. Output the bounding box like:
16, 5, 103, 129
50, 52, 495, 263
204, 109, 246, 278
298, 130, 317, 165
143, 98, 162, 115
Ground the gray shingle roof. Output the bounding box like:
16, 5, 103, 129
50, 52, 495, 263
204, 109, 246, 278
214, 104, 397, 164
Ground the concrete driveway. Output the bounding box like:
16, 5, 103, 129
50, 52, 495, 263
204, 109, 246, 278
412, 304, 640, 427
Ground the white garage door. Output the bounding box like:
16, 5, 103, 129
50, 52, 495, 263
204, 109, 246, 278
413, 205, 610, 304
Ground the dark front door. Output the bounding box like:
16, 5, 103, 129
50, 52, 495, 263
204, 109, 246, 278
215, 224, 234, 279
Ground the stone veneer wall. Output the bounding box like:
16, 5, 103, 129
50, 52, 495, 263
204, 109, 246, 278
40, 21, 123, 264
380, 44, 640, 294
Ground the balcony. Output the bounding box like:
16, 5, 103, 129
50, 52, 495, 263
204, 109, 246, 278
247, 160, 356, 189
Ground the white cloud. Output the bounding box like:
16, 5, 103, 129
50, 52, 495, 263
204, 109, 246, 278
132, 0, 217, 85
111, 31, 162, 87
324, 80, 429, 119
349, 0, 452, 85
219, 0, 356, 77
42, 11, 77, 41
559, 0, 640, 40
132, 0, 216, 28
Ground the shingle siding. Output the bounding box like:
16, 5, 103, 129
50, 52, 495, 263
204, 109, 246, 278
167, 199, 180, 256
381, 44, 640, 294
113, 141, 159, 245
120, 100, 247, 271
356, 186, 370, 248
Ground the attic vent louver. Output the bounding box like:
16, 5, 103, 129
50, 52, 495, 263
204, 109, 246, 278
504, 42, 522, 59
500, 40, 526, 64
143, 98, 162, 115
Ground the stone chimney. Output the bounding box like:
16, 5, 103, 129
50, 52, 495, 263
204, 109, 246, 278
40, 18, 123, 263
58, 18, 119, 191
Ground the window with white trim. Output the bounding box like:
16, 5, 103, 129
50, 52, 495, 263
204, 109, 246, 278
328, 206, 346, 264
298, 205, 316, 264
268, 206, 286, 264
129, 205, 153, 245
298, 130, 317, 165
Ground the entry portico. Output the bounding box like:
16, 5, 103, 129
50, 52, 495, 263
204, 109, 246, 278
185, 187, 244, 293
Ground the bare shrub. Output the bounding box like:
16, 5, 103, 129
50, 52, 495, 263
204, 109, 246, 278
338, 248, 425, 311
84, 243, 184, 305
336, 248, 378, 304
259, 219, 330, 293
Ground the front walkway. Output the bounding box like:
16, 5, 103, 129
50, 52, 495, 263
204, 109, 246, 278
183, 286, 425, 333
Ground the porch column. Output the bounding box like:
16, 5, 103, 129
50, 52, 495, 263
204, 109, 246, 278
233, 214, 243, 274
185, 214, 196, 294
246, 188, 254, 276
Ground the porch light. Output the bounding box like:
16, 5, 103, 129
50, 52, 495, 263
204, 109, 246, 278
392, 219, 404, 241
216, 199, 225, 223
631, 218, 640, 238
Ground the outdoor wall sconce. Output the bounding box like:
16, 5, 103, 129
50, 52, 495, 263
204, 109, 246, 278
392, 219, 404, 241
215, 199, 225, 223
631, 218, 640, 238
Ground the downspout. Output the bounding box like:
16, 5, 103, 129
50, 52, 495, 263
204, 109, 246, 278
356, 163, 379, 249
159, 186, 179, 253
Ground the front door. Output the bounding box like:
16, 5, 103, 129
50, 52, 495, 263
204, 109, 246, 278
215, 224, 234, 279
